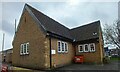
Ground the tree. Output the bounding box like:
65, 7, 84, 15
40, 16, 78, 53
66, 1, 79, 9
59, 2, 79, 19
103, 20, 120, 49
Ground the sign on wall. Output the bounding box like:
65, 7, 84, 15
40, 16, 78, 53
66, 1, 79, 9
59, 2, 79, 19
51, 50, 56, 54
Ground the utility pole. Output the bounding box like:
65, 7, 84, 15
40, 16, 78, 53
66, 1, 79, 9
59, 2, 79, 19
15, 19, 16, 33
2, 33, 5, 53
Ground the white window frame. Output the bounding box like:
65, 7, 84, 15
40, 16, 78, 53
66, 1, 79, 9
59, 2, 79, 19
20, 44, 24, 55
58, 41, 62, 53
20, 42, 29, 55
61, 42, 65, 52
89, 43, 95, 52
23, 43, 26, 55
78, 45, 84, 52
26, 42, 29, 54
20, 45, 21, 55
84, 44, 89, 52
64, 42, 68, 53
57, 41, 68, 53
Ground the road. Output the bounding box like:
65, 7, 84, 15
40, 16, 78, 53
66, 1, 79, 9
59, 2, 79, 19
1, 60, 120, 72
55, 60, 120, 71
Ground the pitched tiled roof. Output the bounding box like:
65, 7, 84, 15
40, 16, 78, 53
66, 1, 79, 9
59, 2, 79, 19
24, 4, 101, 42
70, 21, 100, 42
25, 4, 73, 40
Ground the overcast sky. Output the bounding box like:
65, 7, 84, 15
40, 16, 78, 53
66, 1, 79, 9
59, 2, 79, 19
0, 0, 119, 51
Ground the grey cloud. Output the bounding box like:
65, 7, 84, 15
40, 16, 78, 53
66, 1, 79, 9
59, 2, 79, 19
2, 20, 14, 35
2, 2, 24, 22
1, 2, 118, 50
34, 2, 117, 28
29, 2, 66, 13
118, 1, 120, 19
61, 17, 80, 28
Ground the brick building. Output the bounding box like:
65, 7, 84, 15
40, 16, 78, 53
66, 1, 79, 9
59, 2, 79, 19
12, 4, 104, 70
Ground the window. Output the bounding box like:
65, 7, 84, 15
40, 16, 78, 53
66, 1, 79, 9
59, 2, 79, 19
78, 45, 83, 52
58, 41, 61, 52
26, 43, 29, 54
57, 41, 68, 53
62, 42, 65, 52
84, 44, 89, 52
89, 43, 95, 52
78, 43, 95, 53
20, 44, 24, 55
24, 44, 26, 54
20, 42, 29, 55
65, 42, 68, 53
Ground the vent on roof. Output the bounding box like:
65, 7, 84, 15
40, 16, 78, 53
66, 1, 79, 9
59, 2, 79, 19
73, 39, 76, 42
93, 32, 97, 35
47, 33, 49, 35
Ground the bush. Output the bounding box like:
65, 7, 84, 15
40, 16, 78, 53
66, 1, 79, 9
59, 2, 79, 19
103, 56, 110, 64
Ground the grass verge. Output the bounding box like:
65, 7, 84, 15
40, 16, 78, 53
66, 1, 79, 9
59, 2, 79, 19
110, 57, 120, 61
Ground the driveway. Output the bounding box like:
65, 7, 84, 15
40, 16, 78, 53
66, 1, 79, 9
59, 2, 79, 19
55, 60, 120, 71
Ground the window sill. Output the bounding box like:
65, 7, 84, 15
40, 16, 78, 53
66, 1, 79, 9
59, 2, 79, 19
78, 51, 84, 53
58, 52, 68, 54
20, 53, 29, 56
79, 51, 96, 53
84, 51, 89, 52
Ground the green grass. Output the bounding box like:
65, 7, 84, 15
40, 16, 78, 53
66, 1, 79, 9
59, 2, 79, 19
110, 57, 120, 61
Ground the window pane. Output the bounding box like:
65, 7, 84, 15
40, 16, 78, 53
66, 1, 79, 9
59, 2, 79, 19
62, 42, 64, 51
85, 45, 88, 50
24, 44, 26, 54
91, 44, 94, 50
65, 43, 68, 52
90, 43, 95, 52
22, 45, 24, 54
84, 44, 88, 52
26, 43, 29, 53
58, 42, 61, 52
79, 46, 83, 51
21, 44, 24, 54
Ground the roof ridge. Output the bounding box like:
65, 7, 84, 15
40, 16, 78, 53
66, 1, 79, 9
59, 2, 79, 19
24, 4, 73, 39
23, 4, 100, 41
71, 20, 100, 30
25, 4, 70, 30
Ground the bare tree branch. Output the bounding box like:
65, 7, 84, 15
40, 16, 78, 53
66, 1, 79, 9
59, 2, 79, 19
103, 20, 120, 49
